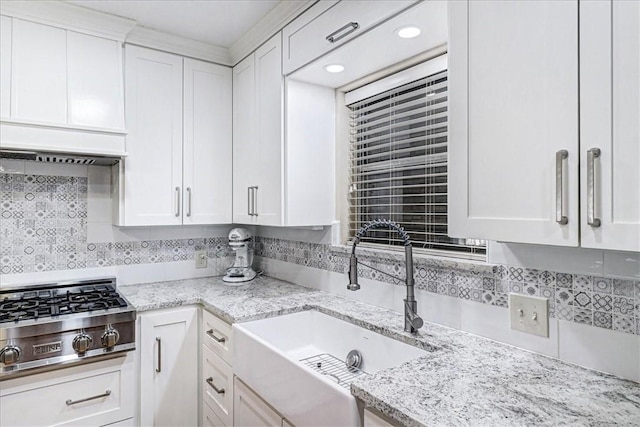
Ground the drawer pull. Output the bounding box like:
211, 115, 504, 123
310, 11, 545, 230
66, 390, 111, 406
206, 377, 225, 394
155, 336, 162, 373
326, 22, 360, 43
206, 329, 226, 343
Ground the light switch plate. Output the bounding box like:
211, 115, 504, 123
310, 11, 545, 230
195, 250, 207, 269
509, 293, 549, 337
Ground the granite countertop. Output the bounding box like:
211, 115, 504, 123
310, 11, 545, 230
119, 275, 640, 426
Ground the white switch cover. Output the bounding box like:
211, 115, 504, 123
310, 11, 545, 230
195, 250, 207, 269
509, 293, 549, 337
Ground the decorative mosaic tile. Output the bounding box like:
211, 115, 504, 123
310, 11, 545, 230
594, 311, 613, 329
482, 290, 494, 305
482, 277, 495, 291
540, 286, 554, 301
574, 308, 593, 326
493, 292, 508, 308
612, 279, 635, 298
612, 296, 635, 316
593, 277, 612, 293
613, 315, 634, 334
593, 293, 613, 312
573, 275, 593, 292
573, 291, 592, 309
523, 283, 539, 297
538, 270, 555, 286
556, 273, 573, 288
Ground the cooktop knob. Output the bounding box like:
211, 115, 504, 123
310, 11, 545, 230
72, 333, 93, 355
0, 345, 21, 365
101, 328, 120, 349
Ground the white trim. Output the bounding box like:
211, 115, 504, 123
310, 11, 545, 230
126, 26, 231, 66
0, 1, 135, 42
345, 54, 448, 105
229, 0, 314, 65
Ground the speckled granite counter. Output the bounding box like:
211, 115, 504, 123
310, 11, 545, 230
119, 275, 640, 426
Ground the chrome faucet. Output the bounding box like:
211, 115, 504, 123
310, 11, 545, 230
347, 219, 424, 334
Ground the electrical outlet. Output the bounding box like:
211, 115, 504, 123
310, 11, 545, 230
509, 293, 549, 337
195, 250, 207, 269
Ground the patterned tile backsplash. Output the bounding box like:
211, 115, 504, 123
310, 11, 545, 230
0, 173, 228, 274
254, 236, 640, 336
2, 172, 639, 337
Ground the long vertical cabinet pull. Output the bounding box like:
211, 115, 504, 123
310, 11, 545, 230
247, 187, 252, 216
175, 187, 181, 217
155, 336, 162, 373
555, 150, 568, 225
186, 187, 192, 217
253, 186, 258, 217
587, 148, 601, 227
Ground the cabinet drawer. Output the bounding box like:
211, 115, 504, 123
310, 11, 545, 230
203, 345, 234, 426
202, 399, 226, 427
0, 356, 134, 427
203, 309, 233, 364
282, 0, 415, 74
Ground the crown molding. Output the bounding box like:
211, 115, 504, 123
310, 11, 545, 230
0, 1, 136, 41
229, 0, 315, 65
126, 26, 231, 65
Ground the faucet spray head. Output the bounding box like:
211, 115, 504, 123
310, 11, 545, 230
347, 253, 360, 291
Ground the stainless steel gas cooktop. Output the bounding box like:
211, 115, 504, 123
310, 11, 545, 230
0, 277, 136, 379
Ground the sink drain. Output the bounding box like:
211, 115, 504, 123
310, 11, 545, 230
346, 350, 362, 372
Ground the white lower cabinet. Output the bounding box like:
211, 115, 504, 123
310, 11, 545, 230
0, 353, 135, 427
234, 377, 291, 427
139, 307, 198, 426
201, 309, 234, 426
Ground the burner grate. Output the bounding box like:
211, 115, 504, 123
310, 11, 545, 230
300, 353, 367, 390
0, 284, 128, 323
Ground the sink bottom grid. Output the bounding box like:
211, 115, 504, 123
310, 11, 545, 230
300, 353, 367, 389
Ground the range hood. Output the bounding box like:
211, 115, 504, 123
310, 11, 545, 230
0, 149, 122, 166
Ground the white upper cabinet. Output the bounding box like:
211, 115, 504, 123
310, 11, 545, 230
449, 0, 579, 247
232, 33, 335, 227
282, 0, 416, 75
449, 0, 639, 252
183, 58, 233, 225
117, 45, 232, 227
120, 45, 183, 226
580, 0, 640, 252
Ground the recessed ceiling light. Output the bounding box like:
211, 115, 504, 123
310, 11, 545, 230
324, 64, 345, 73
396, 26, 421, 39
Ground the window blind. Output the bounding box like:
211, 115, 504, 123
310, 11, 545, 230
347, 69, 486, 256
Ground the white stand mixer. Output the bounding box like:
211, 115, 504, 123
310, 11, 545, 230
223, 228, 257, 283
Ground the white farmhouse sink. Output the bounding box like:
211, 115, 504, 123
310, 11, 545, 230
233, 310, 428, 427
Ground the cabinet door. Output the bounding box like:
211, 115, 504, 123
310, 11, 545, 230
448, 0, 579, 246
140, 308, 198, 427
232, 53, 259, 224
0, 15, 11, 118
255, 33, 283, 226
580, 0, 640, 252
67, 31, 124, 130
234, 378, 283, 427
11, 19, 67, 124
183, 58, 232, 225
124, 45, 183, 226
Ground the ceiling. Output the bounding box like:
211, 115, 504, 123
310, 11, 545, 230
66, 0, 280, 47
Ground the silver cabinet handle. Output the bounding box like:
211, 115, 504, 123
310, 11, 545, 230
175, 187, 180, 217
186, 187, 192, 217
326, 22, 359, 43
206, 377, 225, 394
206, 329, 226, 343
66, 390, 111, 406
247, 187, 252, 216
253, 186, 258, 217
555, 150, 568, 225
587, 148, 601, 227
155, 336, 161, 373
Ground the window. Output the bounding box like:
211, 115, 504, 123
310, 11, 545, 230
346, 57, 485, 257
